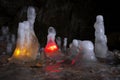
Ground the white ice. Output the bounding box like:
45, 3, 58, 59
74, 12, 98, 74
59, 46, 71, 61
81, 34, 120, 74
80, 40, 97, 62
94, 15, 108, 58
63, 37, 67, 47
68, 39, 80, 59
63, 37, 68, 53
47, 27, 56, 42
56, 36, 61, 49
27, 6, 36, 28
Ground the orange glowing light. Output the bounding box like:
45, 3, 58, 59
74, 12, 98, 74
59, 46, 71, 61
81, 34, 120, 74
14, 48, 20, 56
44, 40, 59, 54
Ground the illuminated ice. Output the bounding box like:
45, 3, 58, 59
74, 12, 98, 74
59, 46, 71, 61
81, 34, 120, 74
11, 7, 39, 62
94, 15, 108, 58
44, 27, 60, 58
47, 27, 56, 42
80, 40, 97, 62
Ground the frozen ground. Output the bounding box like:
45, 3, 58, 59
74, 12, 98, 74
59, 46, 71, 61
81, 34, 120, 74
0, 54, 120, 80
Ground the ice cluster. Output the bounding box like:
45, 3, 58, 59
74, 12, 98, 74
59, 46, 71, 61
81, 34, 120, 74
4, 6, 109, 64
11, 7, 39, 62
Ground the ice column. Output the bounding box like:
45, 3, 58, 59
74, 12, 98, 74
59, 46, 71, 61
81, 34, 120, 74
56, 36, 62, 49
63, 38, 67, 49
63, 37, 67, 54
94, 15, 108, 58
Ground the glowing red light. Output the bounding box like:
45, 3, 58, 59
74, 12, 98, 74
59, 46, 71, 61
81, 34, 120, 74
44, 39, 59, 55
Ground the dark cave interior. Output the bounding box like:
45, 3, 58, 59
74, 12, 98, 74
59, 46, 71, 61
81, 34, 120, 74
0, 0, 119, 50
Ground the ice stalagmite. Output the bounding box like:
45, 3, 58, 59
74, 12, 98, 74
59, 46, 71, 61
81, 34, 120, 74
44, 27, 64, 62
68, 39, 80, 64
94, 15, 108, 58
44, 27, 59, 57
80, 40, 97, 62
56, 36, 62, 49
69, 39, 79, 59
62, 37, 67, 54
11, 7, 39, 62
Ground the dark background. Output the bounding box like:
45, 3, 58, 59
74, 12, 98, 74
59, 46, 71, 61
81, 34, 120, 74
0, 0, 120, 50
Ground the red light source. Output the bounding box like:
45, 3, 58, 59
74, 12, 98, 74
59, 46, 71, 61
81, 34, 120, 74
44, 39, 59, 56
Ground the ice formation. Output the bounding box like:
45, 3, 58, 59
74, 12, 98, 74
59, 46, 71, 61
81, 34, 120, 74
63, 38, 67, 48
94, 15, 108, 58
68, 39, 80, 60
62, 37, 68, 54
47, 27, 56, 42
80, 40, 97, 62
44, 27, 59, 57
0, 26, 9, 41
27, 6, 36, 27
6, 43, 13, 55
11, 34, 16, 45
11, 6, 39, 62
56, 36, 62, 49
0, 26, 16, 55
1, 26, 9, 36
